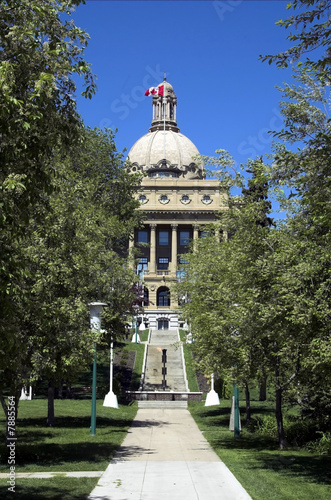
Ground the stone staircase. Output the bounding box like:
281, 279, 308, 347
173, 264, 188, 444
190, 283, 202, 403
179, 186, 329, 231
138, 400, 188, 409
143, 330, 188, 393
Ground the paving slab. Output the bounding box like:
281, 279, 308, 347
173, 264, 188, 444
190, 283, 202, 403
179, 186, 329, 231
88, 408, 252, 500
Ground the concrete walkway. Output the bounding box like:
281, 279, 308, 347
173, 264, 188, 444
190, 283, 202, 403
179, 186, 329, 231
87, 408, 252, 500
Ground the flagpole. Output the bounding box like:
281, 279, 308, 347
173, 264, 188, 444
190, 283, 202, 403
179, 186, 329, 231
163, 72, 166, 160
163, 96, 166, 160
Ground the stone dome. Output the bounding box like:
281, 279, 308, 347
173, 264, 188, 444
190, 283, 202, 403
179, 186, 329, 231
128, 129, 203, 180
127, 78, 204, 180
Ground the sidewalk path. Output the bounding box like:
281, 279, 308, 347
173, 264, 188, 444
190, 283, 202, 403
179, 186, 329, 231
87, 408, 252, 500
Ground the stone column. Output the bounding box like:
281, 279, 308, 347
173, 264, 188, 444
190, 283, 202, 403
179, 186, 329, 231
171, 224, 178, 274
128, 233, 135, 269
149, 224, 156, 274
193, 225, 199, 253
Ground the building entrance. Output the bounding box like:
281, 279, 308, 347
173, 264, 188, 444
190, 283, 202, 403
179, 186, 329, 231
157, 319, 169, 330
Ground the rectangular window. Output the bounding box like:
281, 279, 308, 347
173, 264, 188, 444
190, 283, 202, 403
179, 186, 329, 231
137, 258, 148, 278
158, 257, 169, 270
137, 230, 148, 243
177, 257, 188, 280
159, 231, 169, 246
179, 231, 190, 246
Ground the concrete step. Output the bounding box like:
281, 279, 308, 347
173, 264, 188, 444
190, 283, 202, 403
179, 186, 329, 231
144, 342, 187, 392
149, 330, 179, 345
143, 382, 187, 391
138, 400, 188, 409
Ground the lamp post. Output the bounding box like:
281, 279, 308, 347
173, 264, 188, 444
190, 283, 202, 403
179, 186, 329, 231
234, 383, 240, 438
103, 337, 119, 408
233, 363, 240, 438
89, 302, 107, 436
230, 305, 241, 437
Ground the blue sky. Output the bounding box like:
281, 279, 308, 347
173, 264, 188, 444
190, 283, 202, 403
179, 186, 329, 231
72, 0, 297, 210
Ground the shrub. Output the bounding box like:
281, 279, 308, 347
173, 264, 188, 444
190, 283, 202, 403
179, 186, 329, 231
285, 417, 319, 447
113, 377, 122, 395
256, 415, 278, 439
305, 432, 331, 455
249, 414, 322, 449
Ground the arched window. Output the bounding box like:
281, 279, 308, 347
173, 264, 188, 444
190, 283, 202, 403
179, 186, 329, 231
143, 287, 149, 307
157, 287, 170, 307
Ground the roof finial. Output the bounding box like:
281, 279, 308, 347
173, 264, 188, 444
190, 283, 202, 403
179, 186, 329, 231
163, 71, 167, 81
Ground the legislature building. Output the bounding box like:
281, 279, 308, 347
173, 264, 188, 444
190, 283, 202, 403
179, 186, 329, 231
128, 78, 228, 331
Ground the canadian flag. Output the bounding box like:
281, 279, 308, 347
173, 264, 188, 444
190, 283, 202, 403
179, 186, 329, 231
145, 85, 164, 96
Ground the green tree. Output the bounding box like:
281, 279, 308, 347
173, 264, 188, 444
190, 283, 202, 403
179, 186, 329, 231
0, 0, 95, 429
0, 0, 95, 332
0, 127, 142, 426
176, 155, 328, 449
176, 159, 276, 425
261, 0, 331, 80
269, 66, 331, 429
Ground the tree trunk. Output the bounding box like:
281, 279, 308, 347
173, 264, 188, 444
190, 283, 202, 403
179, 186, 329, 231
275, 386, 286, 449
0, 394, 8, 417
275, 357, 286, 449
259, 376, 267, 401
1, 394, 19, 445
66, 380, 72, 399
47, 379, 55, 427
58, 380, 64, 399
0, 395, 10, 443
245, 381, 251, 423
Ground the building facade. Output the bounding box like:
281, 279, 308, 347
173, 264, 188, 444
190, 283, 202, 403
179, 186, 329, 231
128, 78, 228, 330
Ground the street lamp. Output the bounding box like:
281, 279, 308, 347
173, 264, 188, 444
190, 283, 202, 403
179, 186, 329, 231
89, 302, 107, 436
103, 336, 118, 409
135, 314, 138, 344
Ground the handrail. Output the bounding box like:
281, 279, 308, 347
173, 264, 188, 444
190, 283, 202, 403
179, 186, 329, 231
177, 327, 189, 392
139, 329, 150, 390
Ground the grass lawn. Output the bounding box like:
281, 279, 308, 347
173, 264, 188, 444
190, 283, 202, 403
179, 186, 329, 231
122, 341, 146, 390
0, 338, 145, 499
179, 328, 200, 392
128, 328, 149, 343
189, 399, 331, 500
0, 399, 138, 500
0, 477, 98, 500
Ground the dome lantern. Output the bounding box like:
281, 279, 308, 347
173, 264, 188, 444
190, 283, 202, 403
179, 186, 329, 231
128, 78, 204, 180
149, 77, 179, 133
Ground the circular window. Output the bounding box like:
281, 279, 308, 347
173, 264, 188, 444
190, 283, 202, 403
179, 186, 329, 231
139, 195, 147, 204
202, 194, 212, 204
181, 195, 191, 204
159, 195, 169, 204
